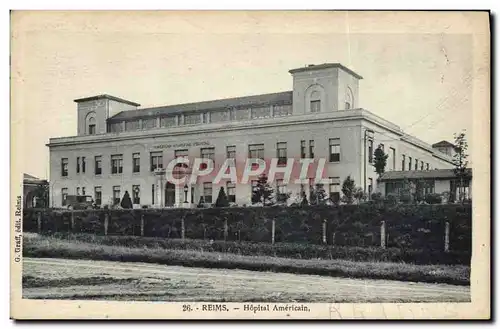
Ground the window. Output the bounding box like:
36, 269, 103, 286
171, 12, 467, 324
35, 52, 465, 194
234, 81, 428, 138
111, 154, 123, 174
227, 182, 236, 203
82, 187, 86, 196
273, 104, 292, 117
61, 188, 68, 206
329, 138, 341, 162
88, 116, 96, 135
142, 118, 156, 130
132, 153, 140, 173
109, 122, 123, 133
276, 179, 287, 202
415, 159, 419, 171
89, 124, 96, 135
233, 108, 250, 121
368, 139, 374, 163
125, 120, 140, 131
276, 142, 287, 165
200, 147, 215, 170
251, 107, 271, 119
310, 100, 321, 113
329, 177, 341, 202
82, 157, 86, 173
184, 113, 201, 125
76, 157, 80, 173
94, 186, 102, 206
300, 140, 306, 159
151, 184, 155, 205
201, 147, 215, 160
211, 110, 230, 123
248, 144, 264, 160
408, 157, 412, 171
113, 186, 121, 205
61, 158, 68, 177
401, 155, 406, 171
426, 163, 430, 170
94, 156, 102, 175
203, 182, 213, 203
160, 116, 177, 128
174, 149, 188, 169
132, 185, 140, 204
421, 162, 424, 171
345, 88, 353, 110
150, 151, 163, 171
390, 147, 396, 171
226, 146, 236, 159
76, 187, 80, 196
368, 178, 373, 198
309, 140, 315, 158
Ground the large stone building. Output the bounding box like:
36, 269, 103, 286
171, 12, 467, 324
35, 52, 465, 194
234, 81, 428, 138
47, 63, 455, 208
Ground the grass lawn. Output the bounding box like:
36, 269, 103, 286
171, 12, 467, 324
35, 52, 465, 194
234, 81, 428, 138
23, 233, 470, 285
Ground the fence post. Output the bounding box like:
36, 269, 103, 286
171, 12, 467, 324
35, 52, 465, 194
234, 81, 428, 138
322, 220, 327, 244
104, 213, 109, 236
70, 211, 75, 232
271, 219, 275, 244
444, 221, 450, 252
224, 219, 228, 241
380, 221, 386, 249
181, 217, 185, 240
140, 214, 144, 237
37, 212, 42, 233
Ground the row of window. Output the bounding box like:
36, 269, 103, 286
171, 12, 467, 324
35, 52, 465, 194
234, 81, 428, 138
60, 177, 353, 207
106, 104, 293, 134
60, 139, 343, 177
366, 140, 433, 172
401, 155, 431, 171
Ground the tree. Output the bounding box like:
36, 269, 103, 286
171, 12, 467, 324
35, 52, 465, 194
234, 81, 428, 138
120, 191, 133, 209
309, 184, 328, 205
341, 176, 356, 204
453, 131, 469, 203
373, 144, 389, 177
251, 174, 275, 206
214, 187, 230, 208
300, 191, 309, 206
33, 183, 49, 208
353, 187, 366, 204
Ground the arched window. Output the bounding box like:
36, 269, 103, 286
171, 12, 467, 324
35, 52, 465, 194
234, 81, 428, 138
305, 84, 325, 113
345, 87, 354, 110
310, 91, 321, 113
86, 112, 97, 135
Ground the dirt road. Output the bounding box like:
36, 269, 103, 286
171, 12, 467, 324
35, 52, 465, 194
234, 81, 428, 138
22, 258, 470, 302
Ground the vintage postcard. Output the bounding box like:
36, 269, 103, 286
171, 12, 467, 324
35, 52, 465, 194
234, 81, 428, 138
10, 10, 490, 320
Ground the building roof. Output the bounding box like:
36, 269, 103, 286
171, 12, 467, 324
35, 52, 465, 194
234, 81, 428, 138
288, 63, 363, 79
379, 168, 472, 181
74, 94, 141, 107
23, 173, 48, 184
432, 140, 455, 148
108, 91, 293, 121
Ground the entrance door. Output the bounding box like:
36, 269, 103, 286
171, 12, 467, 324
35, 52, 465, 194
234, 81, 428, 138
165, 182, 175, 207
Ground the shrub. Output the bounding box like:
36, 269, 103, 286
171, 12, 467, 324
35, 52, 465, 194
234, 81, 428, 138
371, 192, 383, 202
120, 191, 133, 209
425, 193, 443, 204
214, 187, 230, 208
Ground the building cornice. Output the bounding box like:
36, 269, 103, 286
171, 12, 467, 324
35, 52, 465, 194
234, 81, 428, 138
47, 108, 453, 164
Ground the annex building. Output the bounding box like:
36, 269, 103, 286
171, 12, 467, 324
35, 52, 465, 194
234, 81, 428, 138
47, 63, 455, 208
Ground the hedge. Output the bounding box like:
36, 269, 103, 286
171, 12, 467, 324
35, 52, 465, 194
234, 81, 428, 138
23, 204, 472, 253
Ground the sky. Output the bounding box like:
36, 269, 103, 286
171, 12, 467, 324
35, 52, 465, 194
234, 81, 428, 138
11, 11, 476, 180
